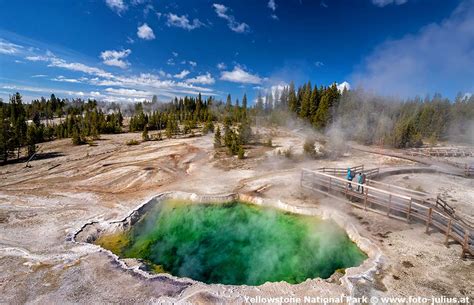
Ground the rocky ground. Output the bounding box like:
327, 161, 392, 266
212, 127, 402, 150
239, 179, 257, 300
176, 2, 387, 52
0, 127, 472, 304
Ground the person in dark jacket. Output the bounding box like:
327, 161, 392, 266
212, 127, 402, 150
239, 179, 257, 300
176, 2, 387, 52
357, 173, 366, 193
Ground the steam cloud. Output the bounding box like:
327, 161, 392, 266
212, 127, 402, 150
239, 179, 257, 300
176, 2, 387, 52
352, 0, 474, 98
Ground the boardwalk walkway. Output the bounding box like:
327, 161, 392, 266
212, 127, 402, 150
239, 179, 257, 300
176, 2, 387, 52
301, 168, 473, 258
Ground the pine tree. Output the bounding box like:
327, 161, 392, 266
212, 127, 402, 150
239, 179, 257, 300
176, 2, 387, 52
288, 81, 298, 113
224, 122, 233, 148
72, 127, 83, 145
309, 85, 319, 119
238, 119, 252, 145
0, 105, 10, 162
10, 93, 27, 159
214, 126, 222, 148
166, 118, 173, 139
300, 81, 312, 119
142, 125, 149, 141
313, 84, 340, 129
26, 124, 37, 157
225, 94, 232, 114
242, 94, 248, 119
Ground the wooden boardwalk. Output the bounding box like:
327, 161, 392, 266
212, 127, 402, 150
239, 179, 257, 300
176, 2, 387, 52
351, 145, 471, 177
405, 147, 474, 158
300, 168, 474, 258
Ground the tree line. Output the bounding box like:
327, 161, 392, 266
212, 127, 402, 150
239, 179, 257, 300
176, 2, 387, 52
1, 84, 473, 163
0, 93, 123, 162
254, 81, 473, 148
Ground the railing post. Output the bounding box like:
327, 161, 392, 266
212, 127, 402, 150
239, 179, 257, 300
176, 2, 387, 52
328, 177, 332, 192
426, 208, 433, 234
345, 180, 349, 198
445, 218, 452, 247
364, 188, 368, 211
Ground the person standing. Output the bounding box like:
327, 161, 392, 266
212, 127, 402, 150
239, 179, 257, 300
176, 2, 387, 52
357, 173, 366, 193
357, 172, 363, 192
347, 168, 353, 190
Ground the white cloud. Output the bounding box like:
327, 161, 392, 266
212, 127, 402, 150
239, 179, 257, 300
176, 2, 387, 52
18, 44, 216, 101
26, 55, 48, 62
372, 0, 407, 7
167, 58, 175, 66
49, 59, 113, 78
90, 91, 102, 97
51, 75, 83, 83
189, 61, 197, 67
217, 62, 227, 70
315, 61, 324, 67
100, 49, 131, 69
105, 87, 152, 98
220, 66, 262, 84
0, 40, 23, 55
143, 4, 154, 16
352, 0, 474, 97
137, 23, 155, 40
131, 0, 148, 5
185, 73, 215, 85
2, 84, 97, 99
172, 51, 178, 57
212, 3, 250, 33
25, 52, 114, 79
158, 70, 172, 78
213, 3, 228, 18
105, 0, 127, 14
174, 70, 190, 79
268, 0, 276, 11
31, 74, 47, 78
337, 81, 351, 92
166, 13, 204, 30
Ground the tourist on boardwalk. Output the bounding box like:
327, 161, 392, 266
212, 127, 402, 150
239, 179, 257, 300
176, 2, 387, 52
357, 173, 366, 193
346, 168, 353, 189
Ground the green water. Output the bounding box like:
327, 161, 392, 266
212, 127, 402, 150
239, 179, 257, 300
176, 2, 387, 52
96, 200, 367, 285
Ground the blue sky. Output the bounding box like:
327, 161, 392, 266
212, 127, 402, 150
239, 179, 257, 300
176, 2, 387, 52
0, 0, 473, 103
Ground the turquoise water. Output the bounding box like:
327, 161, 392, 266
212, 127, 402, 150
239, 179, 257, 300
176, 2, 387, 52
96, 200, 367, 285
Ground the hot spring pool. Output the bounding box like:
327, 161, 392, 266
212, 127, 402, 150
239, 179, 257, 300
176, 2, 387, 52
95, 200, 367, 285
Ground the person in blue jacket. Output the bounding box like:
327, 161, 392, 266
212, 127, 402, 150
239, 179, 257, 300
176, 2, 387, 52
346, 168, 353, 189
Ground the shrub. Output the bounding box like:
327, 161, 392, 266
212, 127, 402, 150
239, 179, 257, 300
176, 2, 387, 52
237, 146, 245, 159
283, 147, 293, 159
303, 138, 316, 158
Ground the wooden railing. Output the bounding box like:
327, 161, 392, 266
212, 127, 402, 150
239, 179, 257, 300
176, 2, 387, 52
316, 165, 364, 176
316, 165, 379, 179
362, 168, 380, 178
405, 148, 474, 158
300, 169, 473, 258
